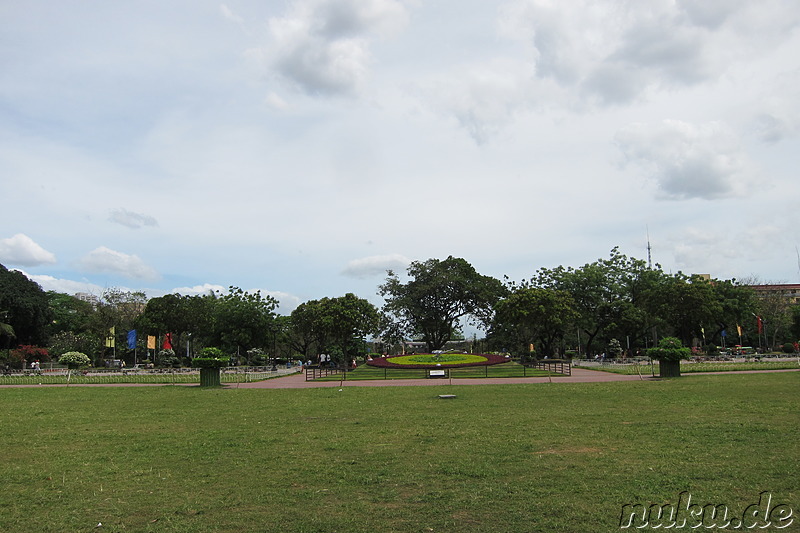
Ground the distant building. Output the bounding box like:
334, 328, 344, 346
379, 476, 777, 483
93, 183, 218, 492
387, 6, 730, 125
749, 284, 800, 305
74, 292, 100, 307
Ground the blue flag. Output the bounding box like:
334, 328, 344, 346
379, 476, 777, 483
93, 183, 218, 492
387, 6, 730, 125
127, 329, 137, 350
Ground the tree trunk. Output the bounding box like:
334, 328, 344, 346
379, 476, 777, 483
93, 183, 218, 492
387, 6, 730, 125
200, 367, 221, 387
659, 359, 681, 378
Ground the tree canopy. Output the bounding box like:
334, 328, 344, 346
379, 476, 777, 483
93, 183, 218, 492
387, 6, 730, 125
379, 256, 505, 352
0, 263, 52, 347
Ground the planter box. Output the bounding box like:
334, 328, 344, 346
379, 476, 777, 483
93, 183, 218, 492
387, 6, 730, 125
659, 360, 681, 378
200, 367, 221, 387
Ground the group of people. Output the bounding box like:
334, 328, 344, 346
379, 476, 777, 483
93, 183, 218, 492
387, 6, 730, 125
315, 354, 358, 369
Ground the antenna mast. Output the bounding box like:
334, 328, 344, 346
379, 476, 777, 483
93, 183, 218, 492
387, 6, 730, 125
796, 246, 800, 281
646, 226, 653, 269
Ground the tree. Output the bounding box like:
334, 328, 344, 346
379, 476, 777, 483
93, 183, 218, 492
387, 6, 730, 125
707, 279, 757, 348
492, 287, 578, 358
211, 287, 278, 356
533, 249, 658, 356
58, 351, 91, 369
756, 290, 792, 350
651, 274, 721, 347
90, 288, 148, 359
46, 292, 94, 337
0, 264, 53, 347
380, 256, 505, 352
289, 294, 380, 365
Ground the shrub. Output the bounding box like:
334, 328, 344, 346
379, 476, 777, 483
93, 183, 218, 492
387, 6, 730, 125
704, 344, 718, 356
646, 337, 692, 362
12, 345, 50, 365
58, 351, 91, 369
192, 347, 230, 369
158, 348, 181, 368
783, 343, 796, 354
607, 339, 622, 358
1, 349, 25, 369
246, 348, 266, 365
49, 332, 99, 359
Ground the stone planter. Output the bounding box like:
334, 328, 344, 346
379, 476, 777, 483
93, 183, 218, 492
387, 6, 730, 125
199, 367, 221, 387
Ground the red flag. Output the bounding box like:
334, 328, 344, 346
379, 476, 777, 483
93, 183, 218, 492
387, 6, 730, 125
756, 316, 763, 335
162, 333, 173, 350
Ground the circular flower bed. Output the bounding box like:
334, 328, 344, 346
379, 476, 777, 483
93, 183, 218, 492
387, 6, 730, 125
366, 353, 510, 369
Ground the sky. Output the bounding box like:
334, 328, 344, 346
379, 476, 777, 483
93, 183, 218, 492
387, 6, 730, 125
2, 0, 800, 317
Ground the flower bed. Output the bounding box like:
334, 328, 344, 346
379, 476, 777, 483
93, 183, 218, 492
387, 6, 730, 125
366, 353, 510, 369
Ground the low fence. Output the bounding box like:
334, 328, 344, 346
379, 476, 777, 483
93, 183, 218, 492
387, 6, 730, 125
0, 366, 298, 385
528, 360, 572, 376
305, 361, 572, 381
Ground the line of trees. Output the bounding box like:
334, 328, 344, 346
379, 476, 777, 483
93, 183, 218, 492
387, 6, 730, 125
2, 249, 800, 369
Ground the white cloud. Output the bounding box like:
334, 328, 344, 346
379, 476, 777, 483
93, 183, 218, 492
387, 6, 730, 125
422, 58, 537, 145
171, 283, 227, 296
498, 0, 800, 106
668, 223, 784, 278
24, 273, 104, 296
76, 247, 160, 281
342, 253, 410, 278
220, 4, 244, 25
615, 120, 760, 200
109, 208, 159, 229
0, 234, 56, 266
261, 0, 410, 96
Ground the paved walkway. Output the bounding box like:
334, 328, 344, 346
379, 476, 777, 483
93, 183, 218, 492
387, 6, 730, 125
229, 367, 655, 389
1, 367, 795, 389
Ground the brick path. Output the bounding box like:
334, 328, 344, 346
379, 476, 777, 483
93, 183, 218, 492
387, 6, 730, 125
229, 366, 654, 389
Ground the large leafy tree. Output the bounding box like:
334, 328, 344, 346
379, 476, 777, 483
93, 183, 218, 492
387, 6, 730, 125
492, 287, 578, 357
379, 256, 505, 352
46, 292, 94, 336
289, 294, 380, 364
707, 279, 757, 347
650, 274, 722, 347
0, 263, 52, 346
211, 287, 278, 356
534, 248, 656, 355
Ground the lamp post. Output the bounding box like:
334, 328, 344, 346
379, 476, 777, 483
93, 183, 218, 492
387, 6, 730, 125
186, 332, 192, 360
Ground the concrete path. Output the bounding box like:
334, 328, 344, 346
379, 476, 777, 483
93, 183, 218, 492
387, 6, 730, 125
228, 366, 654, 389
1, 367, 795, 389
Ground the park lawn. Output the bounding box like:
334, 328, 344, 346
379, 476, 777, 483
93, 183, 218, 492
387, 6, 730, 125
582, 360, 800, 375
0, 373, 797, 533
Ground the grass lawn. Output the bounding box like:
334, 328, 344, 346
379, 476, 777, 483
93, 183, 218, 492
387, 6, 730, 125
579, 360, 800, 375
0, 373, 797, 532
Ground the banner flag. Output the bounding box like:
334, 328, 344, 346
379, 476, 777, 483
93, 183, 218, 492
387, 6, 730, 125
736, 325, 743, 337
105, 327, 116, 348
162, 333, 173, 350
127, 330, 137, 350
756, 316, 763, 334
147, 335, 156, 349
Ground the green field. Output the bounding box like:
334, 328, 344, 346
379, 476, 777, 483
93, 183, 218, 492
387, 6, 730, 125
578, 360, 800, 375
1, 373, 797, 532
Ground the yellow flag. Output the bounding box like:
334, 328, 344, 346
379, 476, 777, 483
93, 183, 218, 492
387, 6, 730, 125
105, 327, 116, 348
147, 335, 156, 349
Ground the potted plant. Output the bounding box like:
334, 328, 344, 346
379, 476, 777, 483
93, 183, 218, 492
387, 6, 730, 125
191, 347, 229, 387
646, 337, 691, 378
